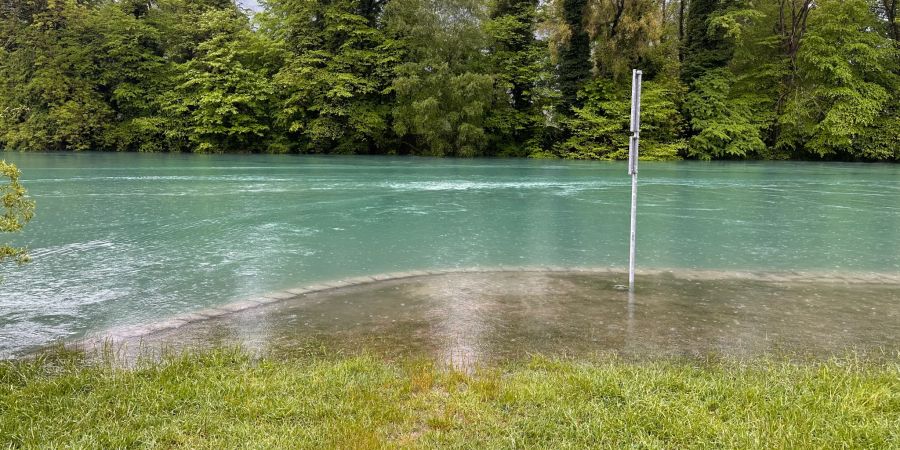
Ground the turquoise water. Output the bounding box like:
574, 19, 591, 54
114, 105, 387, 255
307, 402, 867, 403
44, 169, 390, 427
1, 153, 899, 356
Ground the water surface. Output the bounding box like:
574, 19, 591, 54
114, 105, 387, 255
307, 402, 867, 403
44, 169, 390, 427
2, 153, 899, 357
122, 271, 900, 364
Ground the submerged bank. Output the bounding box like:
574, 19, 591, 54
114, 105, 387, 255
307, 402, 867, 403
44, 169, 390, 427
77, 269, 900, 365
2, 349, 898, 448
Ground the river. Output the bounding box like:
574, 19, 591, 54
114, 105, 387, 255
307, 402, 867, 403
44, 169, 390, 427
1, 153, 899, 357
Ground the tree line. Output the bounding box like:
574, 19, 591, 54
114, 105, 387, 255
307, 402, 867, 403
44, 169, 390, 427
0, 0, 897, 159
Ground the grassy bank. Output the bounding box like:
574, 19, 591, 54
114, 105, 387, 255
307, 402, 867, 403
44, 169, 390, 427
1, 350, 898, 448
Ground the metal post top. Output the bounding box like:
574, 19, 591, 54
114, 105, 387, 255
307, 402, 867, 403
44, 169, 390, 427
628, 68, 643, 175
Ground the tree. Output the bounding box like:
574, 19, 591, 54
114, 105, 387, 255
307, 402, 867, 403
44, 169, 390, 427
562, 77, 685, 159
680, 0, 777, 158
556, 0, 593, 111
552, 0, 683, 159
0, 0, 897, 159
681, 0, 735, 84
266, 0, 393, 153
0, 161, 34, 266
683, 68, 768, 158
161, 9, 285, 152
77, 2, 168, 152
874, 0, 898, 43
484, 0, 547, 153
385, 0, 496, 156
778, 0, 898, 158
0, 0, 112, 151
585, 0, 668, 78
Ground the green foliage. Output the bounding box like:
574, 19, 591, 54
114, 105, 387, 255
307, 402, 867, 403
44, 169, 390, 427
484, 0, 548, 153
778, 0, 899, 158
556, 0, 592, 111
0, 161, 34, 265
683, 68, 768, 159
555, 0, 685, 160
162, 9, 284, 153
0, 0, 896, 159
0, 0, 109, 151
681, 0, 899, 160
562, 78, 685, 160
681, 0, 736, 84
679, 0, 761, 159
585, 0, 672, 79
385, 0, 496, 156
0, 0, 258, 153
78, 3, 168, 152
267, 0, 392, 153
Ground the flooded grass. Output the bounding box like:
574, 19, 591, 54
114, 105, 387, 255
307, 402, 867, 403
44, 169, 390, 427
2, 348, 898, 448
109, 271, 900, 365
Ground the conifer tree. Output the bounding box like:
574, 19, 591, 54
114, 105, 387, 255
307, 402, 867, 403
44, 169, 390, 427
680, 0, 734, 84
558, 0, 592, 111
485, 0, 546, 152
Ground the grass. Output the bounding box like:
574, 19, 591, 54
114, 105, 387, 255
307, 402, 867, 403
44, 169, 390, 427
1, 349, 898, 448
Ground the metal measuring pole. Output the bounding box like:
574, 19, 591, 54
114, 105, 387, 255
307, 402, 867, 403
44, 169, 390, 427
628, 69, 642, 291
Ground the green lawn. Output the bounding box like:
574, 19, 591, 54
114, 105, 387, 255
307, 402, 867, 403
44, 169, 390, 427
1, 349, 898, 448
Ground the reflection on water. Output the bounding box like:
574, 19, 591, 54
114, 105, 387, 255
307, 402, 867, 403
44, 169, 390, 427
111, 271, 900, 365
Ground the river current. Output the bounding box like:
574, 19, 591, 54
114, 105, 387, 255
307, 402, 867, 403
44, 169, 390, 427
1, 153, 898, 357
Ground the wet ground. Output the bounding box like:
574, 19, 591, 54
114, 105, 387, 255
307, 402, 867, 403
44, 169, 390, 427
92, 270, 900, 365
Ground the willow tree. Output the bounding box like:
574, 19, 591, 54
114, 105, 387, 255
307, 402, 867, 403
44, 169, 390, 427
585, 0, 668, 77
0, 162, 34, 266
385, 0, 496, 156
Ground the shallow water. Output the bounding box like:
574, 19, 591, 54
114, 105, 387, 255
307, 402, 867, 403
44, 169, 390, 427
2, 153, 899, 357
109, 271, 900, 364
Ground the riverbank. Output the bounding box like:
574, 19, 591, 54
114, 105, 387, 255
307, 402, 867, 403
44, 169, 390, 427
2, 349, 897, 448
72, 269, 900, 366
